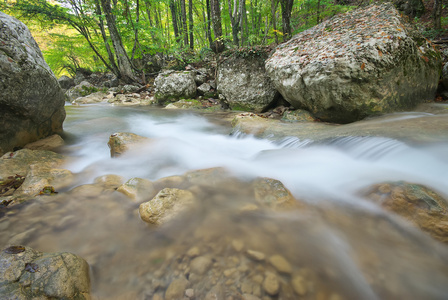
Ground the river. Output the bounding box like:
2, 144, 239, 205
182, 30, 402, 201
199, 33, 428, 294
2, 104, 448, 300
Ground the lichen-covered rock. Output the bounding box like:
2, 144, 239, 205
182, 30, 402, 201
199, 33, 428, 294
265, 4, 441, 123
139, 188, 195, 225
362, 181, 448, 243
218, 55, 277, 113
154, 70, 196, 103
58, 75, 75, 90
197, 82, 211, 95
0, 12, 66, 155
0, 246, 91, 299
66, 81, 95, 102
23, 134, 64, 151
107, 132, 151, 158
0, 149, 65, 181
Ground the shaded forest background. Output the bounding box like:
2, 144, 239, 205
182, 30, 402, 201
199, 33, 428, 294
1, 0, 446, 82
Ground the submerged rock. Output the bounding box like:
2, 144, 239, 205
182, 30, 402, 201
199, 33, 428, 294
265, 4, 441, 123
218, 54, 277, 112
154, 70, 197, 103
0, 246, 90, 299
139, 188, 195, 225
117, 177, 156, 202
107, 132, 151, 158
363, 181, 448, 243
0, 12, 66, 155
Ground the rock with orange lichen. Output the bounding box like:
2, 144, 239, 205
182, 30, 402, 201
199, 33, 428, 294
266, 3, 441, 123
363, 181, 448, 243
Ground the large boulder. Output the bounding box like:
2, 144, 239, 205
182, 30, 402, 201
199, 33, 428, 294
0, 246, 91, 299
154, 70, 197, 103
265, 4, 441, 123
0, 12, 66, 155
218, 54, 277, 112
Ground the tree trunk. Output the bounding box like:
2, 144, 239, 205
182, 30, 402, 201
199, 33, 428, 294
100, 0, 136, 83
280, 0, 294, 41
316, 0, 321, 24
433, 0, 442, 30
205, 0, 213, 47
180, 0, 188, 46
189, 0, 194, 49
169, 0, 180, 43
210, 0, 225, 53
227, 0, 244, 46
93, 0, 119, 75
271, 0, 279, 44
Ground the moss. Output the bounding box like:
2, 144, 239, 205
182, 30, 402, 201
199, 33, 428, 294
79, 85, 98, 97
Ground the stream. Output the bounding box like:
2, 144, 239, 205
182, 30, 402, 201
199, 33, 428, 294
2, 104, 448, 300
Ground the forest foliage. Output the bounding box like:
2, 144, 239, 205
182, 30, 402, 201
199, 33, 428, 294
0, 0, 446, 80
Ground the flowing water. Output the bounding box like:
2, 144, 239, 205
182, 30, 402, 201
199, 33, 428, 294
2, 104, 448, 300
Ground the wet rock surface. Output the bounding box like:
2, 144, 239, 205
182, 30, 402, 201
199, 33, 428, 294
0, 246, 90, 299
231, 103, 448, 143
266, 4, 441, 123
362, 181, 448, 243
107, 132, 151, 158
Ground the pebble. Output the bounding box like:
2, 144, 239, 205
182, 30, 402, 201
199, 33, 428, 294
185, 288, 194, 298
232, 239, 244, 252
224, 268, 237, 277
164, 277, 189, 300
190, 256, 212, 275
242, 294, 261, 300
268, 254, 292, 274
247, 250, 266, 261
291, 275, 307, 296
263, 272, 280, 296
187, 246, 200, 257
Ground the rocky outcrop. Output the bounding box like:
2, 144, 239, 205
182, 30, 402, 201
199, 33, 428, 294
0, 246, 91, 299
218, 55, 277, 112
0, 12, 66, 155
154, 70, 197, 103
265, 4, 441, 123
363, 181, 448, 243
